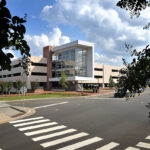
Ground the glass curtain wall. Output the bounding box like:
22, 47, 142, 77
52, 48, 87, 77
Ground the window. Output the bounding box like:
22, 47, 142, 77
94, 68, 103, 71
31, 62, 47, 67
13, 73, 21, 76
52, 48, 88, 77
112, 69, 119, 72
94, 75, 103, 78
39, 82, 46, 87
13, 63, 21, 68
8, 74, 12, 77
31, 72, 47, 76
3, 75, 6, 78
112, 76, 118, 79
0, 76, 2, 78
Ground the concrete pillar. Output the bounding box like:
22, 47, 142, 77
43, 46, 54, 90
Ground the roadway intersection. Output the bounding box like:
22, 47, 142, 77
0, 89, 150, 150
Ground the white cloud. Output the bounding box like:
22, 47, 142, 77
117, 35, 127, 41
94, 52, 122, 65
40, 0, 150, 65
25, 27, 70, 56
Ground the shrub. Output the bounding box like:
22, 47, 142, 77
14, 80, 26, 94
0, 81, 7, 94
31, 81, 39, 92
7, 81, 13, 94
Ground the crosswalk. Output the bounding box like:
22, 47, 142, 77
9, 116, 150, 150
9, 116, 120, 149
125, 135, 150, 149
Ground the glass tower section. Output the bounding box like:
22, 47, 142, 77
52, 48, 88, 77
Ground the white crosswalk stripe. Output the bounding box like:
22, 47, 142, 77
125, 147, 140, 150
32, 129, 77, 141
10, 116, 129, 150
96, 142, 119, 150
146, 135, 150, 140
13, 119, 50, 127
136, 142, 150, 149
40, 132, 89, 148
58, 137, 103, 150
25, 125, 67, 136
18, 122, 58, 131
9, 116, 44, 123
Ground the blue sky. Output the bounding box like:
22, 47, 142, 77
6, 0, 150, 66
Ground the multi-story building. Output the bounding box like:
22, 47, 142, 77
0, 40, 122, 91
0, 56, 47, 92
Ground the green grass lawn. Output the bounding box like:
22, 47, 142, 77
0, 93, 81, 101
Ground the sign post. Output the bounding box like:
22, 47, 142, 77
20, 86, 27, 107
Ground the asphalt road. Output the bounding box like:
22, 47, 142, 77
0, 89, 150, 150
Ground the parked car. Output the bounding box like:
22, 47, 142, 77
136, 87, 144, 93
114, 89, 126, 98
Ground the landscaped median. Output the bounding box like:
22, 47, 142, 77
0, 92, 84, 101
0, 89, 114, 101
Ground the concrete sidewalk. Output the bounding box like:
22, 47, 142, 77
0, 102, 35, 124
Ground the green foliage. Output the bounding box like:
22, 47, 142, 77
117, 0, 149, 17
117, 0, 150, 29
31, 81, 39, 92
7, 81, 13, 94
0, 0, 30, 70
14, 80, 26, 93
117, 45, 150, 93
59, 71, 68, 89
0, 81, 7, 94
109, 75, 115, 87
116, 0, 150, 94
19, 56, 31, 76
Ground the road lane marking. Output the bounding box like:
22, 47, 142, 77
32, 129, 77, 141
125, 147, 140, 150
136, 142, 150, 149
13, 119, 50, 127
146, 136, 150, 140
18, 122, 58, 131
13, 101, 64, 104
25, 125, 67, 136
58, 137, 102, 150
89, 97, 124, 100
40, 132, 89, 148
96, 142, 119, 150
9, 116, 44, 124
33, 102, 68, 109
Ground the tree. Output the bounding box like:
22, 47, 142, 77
6, 81, 13, 94
116, 0, 150, 95
19, 55, 31, 76
0, 81, 7, 94
0, 0, 30, 71
109, 75, 115, 88
117, 0, 149, 17
117, 45, 150, 93
59, 71, 68, 90
117, 0, 150, 29
14, 80, 26, 94
31, 81, 39, 92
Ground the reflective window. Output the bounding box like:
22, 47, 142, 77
52, 48, 88, 77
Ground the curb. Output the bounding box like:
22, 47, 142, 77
0, 106, 36, 125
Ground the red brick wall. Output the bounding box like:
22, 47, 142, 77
43, 46, 54, 90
